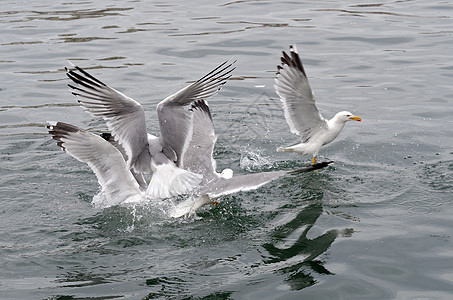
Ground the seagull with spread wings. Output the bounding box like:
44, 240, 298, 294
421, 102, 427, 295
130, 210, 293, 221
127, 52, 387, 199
274, 45, 361, 165
65, 60, 235, 198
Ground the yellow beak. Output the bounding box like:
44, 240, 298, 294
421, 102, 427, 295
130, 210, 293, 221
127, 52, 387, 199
349, 116, 362, 122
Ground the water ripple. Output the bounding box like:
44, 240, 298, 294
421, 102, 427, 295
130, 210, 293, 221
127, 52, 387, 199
1, 0, 453, 298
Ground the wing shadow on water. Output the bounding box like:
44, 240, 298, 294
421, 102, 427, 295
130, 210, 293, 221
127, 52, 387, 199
261, 202, 349, 290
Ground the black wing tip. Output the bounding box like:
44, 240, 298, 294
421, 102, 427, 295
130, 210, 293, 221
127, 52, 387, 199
100, 132, 113, 141
190, 99, 212, 121
289, 161, 334, 174
47, 121, 81, 152
197, 59, 237, 84
46, 121, 79, 132
313, 160, 334, 170
277, 44, 307, 76
222, 58, 238, 68
65, 63, 107, 88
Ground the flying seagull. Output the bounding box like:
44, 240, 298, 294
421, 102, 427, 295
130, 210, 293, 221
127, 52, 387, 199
168, 100, 332, 218
65, 60, 236, 198
274, 45, 361, 164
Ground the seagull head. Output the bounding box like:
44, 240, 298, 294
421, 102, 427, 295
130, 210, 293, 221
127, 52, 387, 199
336, 111, 362, 123
220, 168, 234, 179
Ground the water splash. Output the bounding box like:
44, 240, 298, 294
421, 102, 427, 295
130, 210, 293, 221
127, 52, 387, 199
239, 149, 271, 171
91, 190, 204, 227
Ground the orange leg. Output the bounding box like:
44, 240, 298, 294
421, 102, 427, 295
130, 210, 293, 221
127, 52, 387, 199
311, 156, 317, 165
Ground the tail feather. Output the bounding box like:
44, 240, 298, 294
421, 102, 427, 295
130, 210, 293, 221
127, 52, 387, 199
277, 143, 313, 155
147, 163, 202, 199
277, 146, 293, 152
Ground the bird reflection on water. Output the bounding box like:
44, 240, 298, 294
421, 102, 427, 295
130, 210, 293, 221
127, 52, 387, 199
262, 203, 353, 290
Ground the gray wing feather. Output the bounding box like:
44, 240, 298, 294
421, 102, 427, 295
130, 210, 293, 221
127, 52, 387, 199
100, 132, 148, 191
66, 66, 151, 173
201, 170, 288, 199
157, 60, 236, 167
274, 45, 327, 142
47, 122, 143, 205
182, 100, 218, 184
200, 161, 333, 199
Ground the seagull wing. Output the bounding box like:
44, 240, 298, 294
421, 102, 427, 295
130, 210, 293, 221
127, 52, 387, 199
182, 100, 218, 183
202, 170, 287, 199
201, 161, 332, 199
66, 65, 151, 173
156, 60, 236, 167
100, 132, 148, 191
274, 45, 327, 142
47, 121, 143, 205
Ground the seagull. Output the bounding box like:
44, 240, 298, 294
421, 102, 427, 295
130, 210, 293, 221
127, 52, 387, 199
65, 60, 236, 198
169, 100, 332, 218
274, 45, 361, 165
